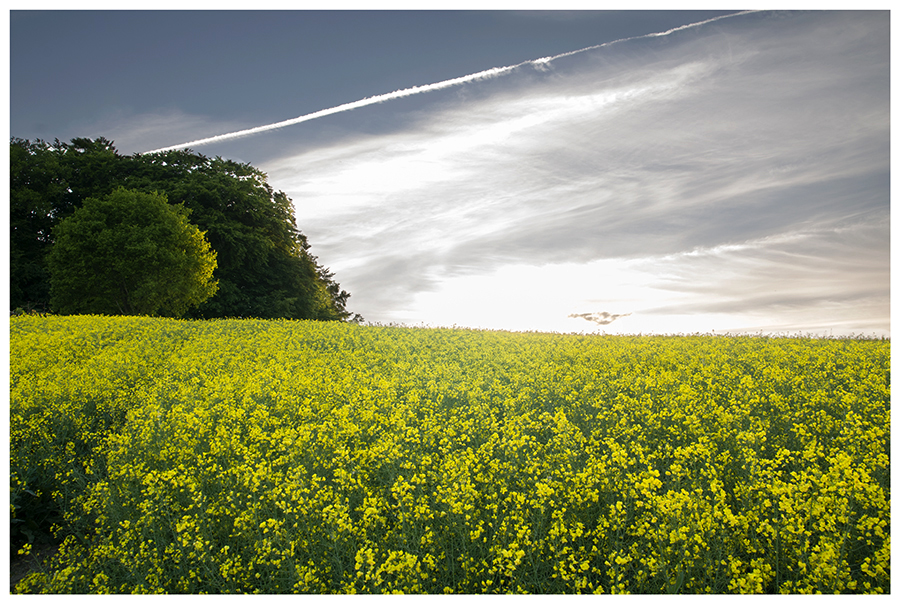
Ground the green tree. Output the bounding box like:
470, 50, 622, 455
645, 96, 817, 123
123, 150, 353, 320
9, 137, 357, 321
46, 187, 218, 317
10, 137, 121, 311
9, 139, 69, 311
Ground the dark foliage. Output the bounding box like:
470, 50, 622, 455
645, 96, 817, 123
9, 137, 356, 321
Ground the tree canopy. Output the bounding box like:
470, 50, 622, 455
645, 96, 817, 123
47, 188, 218, 317
9, 137, 356, 321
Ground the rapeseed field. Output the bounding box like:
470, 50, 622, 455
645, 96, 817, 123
9, 315, 890, 593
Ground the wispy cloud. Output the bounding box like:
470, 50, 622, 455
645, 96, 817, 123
142, 11, 755, 154
73, 109, 253, 156
254, 11, 888, 335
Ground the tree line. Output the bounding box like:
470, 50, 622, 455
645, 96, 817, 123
10, 137, 358, 321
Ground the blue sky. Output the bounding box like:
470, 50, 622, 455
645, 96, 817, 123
7, 7, 892, 336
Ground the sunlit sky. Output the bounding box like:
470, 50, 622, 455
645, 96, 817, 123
7, 5, 892, 336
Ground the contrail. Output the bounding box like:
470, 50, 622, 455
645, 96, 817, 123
142, 11, 757, 154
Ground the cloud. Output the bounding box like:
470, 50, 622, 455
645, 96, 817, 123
71, 109, 253, 156
636, 218, 889, 318
143, 11, 754, 155
254, 11, 887, 335
568, 311, 632, 326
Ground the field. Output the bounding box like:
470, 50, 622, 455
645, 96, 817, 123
9, 315, 890, 593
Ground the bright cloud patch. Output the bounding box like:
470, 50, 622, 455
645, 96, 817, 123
259, 11, 888, 336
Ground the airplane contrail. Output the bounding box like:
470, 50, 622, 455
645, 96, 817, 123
142, 11, 757, 155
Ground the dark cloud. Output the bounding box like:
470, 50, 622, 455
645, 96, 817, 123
568, 311, 632, 326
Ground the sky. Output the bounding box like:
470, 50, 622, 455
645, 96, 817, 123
6, 6, 892, 336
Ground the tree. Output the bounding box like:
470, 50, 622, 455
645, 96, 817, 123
9, 139, 69, 311
10, 137, 123, 311
123, 150, 353, 320
46, 187, 218, 317
9, 137, 357, 321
